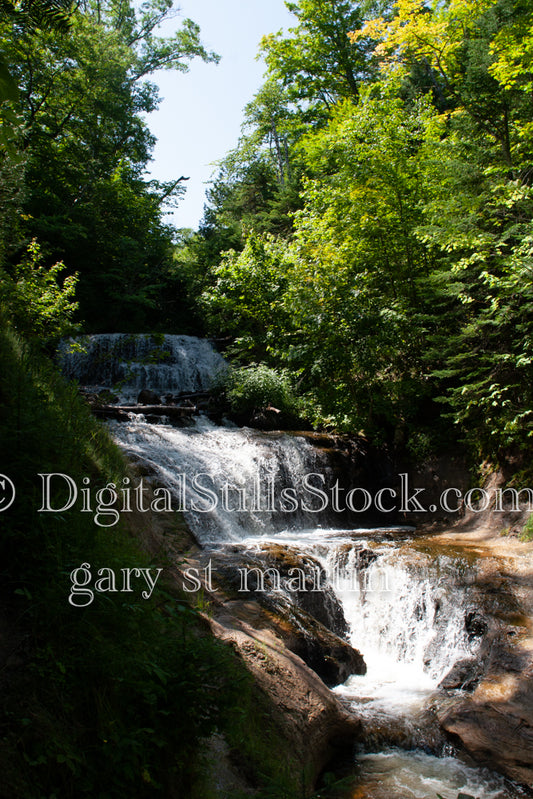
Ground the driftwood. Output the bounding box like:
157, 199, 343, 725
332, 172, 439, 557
170, 391, 211, 401
93, 404, 197, 420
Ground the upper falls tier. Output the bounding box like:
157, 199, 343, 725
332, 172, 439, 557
57, 333, 227, 403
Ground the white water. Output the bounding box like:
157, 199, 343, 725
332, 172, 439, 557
331, 545, 474, 700
111, 415, 333, 543
112, 417, 515, 797
242, 531, 475, 739
60, 334, 521, 799
351, 749, 514, 799
111, 411, 478, 718
239, 531, 515, 797
58, 333, 227, 402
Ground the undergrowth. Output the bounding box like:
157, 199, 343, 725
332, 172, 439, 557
520, 514, 533, 542
0, 319, 298, 798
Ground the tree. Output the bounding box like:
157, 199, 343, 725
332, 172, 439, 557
202, 86, 439, 433
0, 0, 73, 104
0, 0, 218, 329
195, 0, 533, 458
242, 80, 297, 188
201, 231, 293, 360
191, 80, 305, 291
353, 0, 531, 170
274, 85, 438, 431
260, 0, 375, 119
415, 109, 533, 458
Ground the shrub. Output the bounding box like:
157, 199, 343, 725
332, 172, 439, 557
226, 363, 298, 415
0, 238, 79, 342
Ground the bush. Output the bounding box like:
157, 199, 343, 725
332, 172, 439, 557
226, 363, 298, 415
0, 239, 79, 343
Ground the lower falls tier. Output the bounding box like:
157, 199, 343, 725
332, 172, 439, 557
110, 414, 529, 798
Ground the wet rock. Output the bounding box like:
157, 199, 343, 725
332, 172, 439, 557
439, 658, 482, 691
250, 406, 281, 431
258, 544, 349, 636
208, 603, 362, 792
301, 590, 347, 637
81, 388, 119, 407
328, 544, 378, 575
212, 544, 349, 632
94, 404, 197, 424
439, 690, 533, 786
203, 546, 365, 688
439, 633, 533, 786
464, 610, 488, 639
137, 388, 161, 404
262, 594, 366, 687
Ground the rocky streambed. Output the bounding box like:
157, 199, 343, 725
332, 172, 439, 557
60, 333, 533, 797
417, 529, 533, 788
161, 518, 533, 798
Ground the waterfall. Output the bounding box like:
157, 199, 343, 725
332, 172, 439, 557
110, 414, 334, 544
59, 333, 515, 799
239, 530, 479, 749
331, 545, 474, 683
58, 333, 227, 402
327, 542, 478, 749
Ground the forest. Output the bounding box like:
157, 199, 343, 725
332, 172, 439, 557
1, 0, 533, 796
2, 0, 533, 462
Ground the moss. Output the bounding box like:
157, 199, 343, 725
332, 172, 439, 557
224, 679, 308, 798
519, 513, 533, 542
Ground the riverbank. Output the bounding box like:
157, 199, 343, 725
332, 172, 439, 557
413, 524, 533, 786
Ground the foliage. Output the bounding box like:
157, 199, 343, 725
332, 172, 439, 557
0, 0, 74, 108
0, 0, 218, 330
202, 87, 439, 435
353, 0, 531, 168
0, 135, 25, 258
196, 0, 533, 461
260, 0, 375, 114
281, 86, 435, 429
225, 363, 298, 416
0, 237, 78, 341
201, 231, 293, 359
0, 317, 253, 797
437, 793, 476, 799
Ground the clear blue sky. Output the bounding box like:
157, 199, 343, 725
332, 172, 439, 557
146, 0, 295, 231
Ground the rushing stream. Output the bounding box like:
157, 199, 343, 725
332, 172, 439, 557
62, 335, 527, 799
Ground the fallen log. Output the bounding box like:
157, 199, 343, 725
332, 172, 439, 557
92, 404, 197, 420
169, 390, 211, 401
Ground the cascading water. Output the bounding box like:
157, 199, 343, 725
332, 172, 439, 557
332, 545, 476, 748
241, 532, 477, 743
58, 333, 227, 402
331, 545, 475, 691
110, 414, 335, 544
60, 334, 523, 799
242, 531, 517, 797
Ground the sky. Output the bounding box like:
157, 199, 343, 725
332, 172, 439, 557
146, 0, 295, 231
